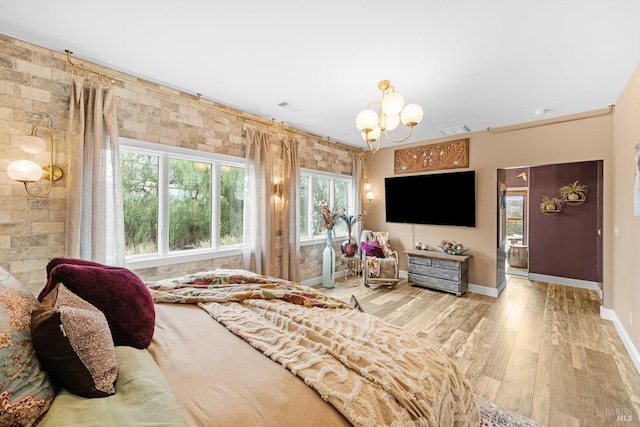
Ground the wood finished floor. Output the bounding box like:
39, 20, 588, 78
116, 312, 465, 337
320, 275, 640, 427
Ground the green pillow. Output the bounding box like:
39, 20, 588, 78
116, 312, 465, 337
39, 346, 188, 426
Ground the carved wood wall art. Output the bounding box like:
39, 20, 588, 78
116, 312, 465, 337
394, 138, 469, 174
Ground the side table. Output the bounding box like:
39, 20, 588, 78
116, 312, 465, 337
340, 254, 361, 279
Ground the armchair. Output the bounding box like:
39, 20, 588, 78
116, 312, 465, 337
359, 230, 399, 288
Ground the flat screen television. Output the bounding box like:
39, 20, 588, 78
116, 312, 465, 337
384, 170, 476, 227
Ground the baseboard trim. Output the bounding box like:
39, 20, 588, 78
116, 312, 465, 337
600, 307, 640, 375
402, 270, 502, 298
468, 282, 502, 298
302, 270, 349, 288
528, 273, 603, 300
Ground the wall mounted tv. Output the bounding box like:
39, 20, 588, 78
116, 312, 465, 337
384, 170, 476, 227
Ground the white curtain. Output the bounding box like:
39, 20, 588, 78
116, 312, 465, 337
242, 128, 275, 275
66, 80, 125, 266
281, 136, 300, 281
353, 154, 365, 245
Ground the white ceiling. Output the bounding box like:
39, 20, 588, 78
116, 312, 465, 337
1, 0, 639, 150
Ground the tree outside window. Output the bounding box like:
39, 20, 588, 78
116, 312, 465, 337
120, 141, 245, 263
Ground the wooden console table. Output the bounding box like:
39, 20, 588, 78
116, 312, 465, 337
403, 249, 472, 296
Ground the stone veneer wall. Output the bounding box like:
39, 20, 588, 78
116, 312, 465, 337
0, 35, 360, 295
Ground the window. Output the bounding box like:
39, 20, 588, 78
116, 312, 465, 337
120, 138, 245, 267
505, 191, 527, 245
299, 170, 354, 240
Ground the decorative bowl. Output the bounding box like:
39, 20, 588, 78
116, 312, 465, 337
438, 240, 469, 255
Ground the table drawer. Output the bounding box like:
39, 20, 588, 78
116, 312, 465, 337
408, 273, 460, 294
408, 262, 461, 281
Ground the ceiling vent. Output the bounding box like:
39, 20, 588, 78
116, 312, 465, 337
277, 101, 301, 112
439, 125, 470, 136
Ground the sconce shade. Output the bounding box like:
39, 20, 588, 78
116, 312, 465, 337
364, 181, 372, 191
8, 160, 43, 182
366, 191, 375, 201
16, 135, 47, 154
400, 104, 424, 126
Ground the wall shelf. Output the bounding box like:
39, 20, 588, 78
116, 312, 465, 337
562, 196, 586, 206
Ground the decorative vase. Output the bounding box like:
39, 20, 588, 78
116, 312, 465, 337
322, 229, 335, 288
341, 239, 358, 257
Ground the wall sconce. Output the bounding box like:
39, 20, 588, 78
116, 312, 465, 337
273, 181, 282, 197
366, 191, 375, 205
7, 125, 63, 197
364, 180, 374, 205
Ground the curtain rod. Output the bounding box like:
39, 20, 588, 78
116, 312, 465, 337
65, 49, 277, 127
486, 105, 615, 134
64, 49, 362, 153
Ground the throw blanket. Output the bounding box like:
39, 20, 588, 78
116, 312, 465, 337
147, 269, 479, 427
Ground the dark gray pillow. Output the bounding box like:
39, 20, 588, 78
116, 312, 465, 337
31, 283, 117, 398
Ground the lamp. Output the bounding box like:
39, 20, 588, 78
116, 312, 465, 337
366, 191, 375, 205
356, 80, 423, 153
7, 125, 63, 197
364, 180, 374, 205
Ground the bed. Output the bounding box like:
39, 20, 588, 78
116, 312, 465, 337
144, 268, 479, 426
2, 262, 480, 427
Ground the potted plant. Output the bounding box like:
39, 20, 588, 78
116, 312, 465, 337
539, 196, 563, 213
559, 180, 588, 203
339, 213, 362, 257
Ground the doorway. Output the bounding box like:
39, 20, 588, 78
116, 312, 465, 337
505, 190, 528, 277
496, 160, 603, 290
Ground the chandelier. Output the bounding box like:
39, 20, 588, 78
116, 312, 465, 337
355, 80, 423, 153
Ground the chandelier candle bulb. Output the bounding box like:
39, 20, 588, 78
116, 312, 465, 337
401, 104, 424, 126
356, 109, 378, 133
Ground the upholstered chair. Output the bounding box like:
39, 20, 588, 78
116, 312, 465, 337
359, 230, 399, 288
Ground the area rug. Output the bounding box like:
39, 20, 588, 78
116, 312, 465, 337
476, 395, 546, 427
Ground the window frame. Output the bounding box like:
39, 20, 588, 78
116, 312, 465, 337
299, 168, 355, 246
119, 138, 245, 270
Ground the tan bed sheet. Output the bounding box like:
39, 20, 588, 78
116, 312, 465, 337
147, 303, 350, 427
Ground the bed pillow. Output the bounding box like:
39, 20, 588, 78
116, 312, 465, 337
38, 346, 189, 427
360, 240, 386, 258
40, 261, 155, 349
44, 257, 110, 281
0, 267, 56, 427
31, 283, 117, 398
39, 257, 130, 301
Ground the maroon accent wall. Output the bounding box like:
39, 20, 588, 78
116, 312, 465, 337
506, 167, 530, 188
528, 160, 602, 282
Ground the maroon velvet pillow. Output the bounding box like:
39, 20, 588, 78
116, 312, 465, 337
360, 240, 386, 258
45, 257, 109, 279
39, 259, 155, 349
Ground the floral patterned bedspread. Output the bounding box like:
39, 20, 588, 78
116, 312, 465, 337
146, 269, 480, 427
146, 268, 349, 308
